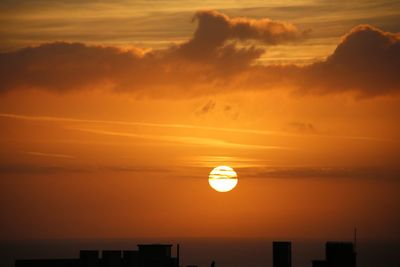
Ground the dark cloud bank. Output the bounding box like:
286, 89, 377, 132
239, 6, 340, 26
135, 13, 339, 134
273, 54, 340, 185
0, 10, 399, 97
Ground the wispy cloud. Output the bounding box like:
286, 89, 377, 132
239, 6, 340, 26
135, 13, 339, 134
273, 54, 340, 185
0, 163, 171, 175
70, 127, 288, 150
239, 166, 400, 180
23, 151, 74, 159
0, 113, 394, 143
182, 155, 271, 168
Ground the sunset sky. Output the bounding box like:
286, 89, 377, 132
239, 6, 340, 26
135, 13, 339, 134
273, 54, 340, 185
0, 0, 399, 242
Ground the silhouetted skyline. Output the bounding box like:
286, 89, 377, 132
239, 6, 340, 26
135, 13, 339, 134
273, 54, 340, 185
11, 239, 369, 267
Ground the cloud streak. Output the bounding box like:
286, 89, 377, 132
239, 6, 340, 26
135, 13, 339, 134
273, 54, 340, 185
23, 151, 74, 159
239, 166, 400, 180
0, 163, 171, 175
0, 112, 394, 143
70, 127, 288, 150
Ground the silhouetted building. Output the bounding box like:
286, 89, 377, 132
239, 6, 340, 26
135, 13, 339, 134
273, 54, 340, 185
102, 250, 122, 267
311, 241, 356, 267
80, 250, 99, 267
312, 260, 328, 267
273, 241, 291, 267
15, 244, 180, 267
138, 244, 178, 267
123, 250, 140, 267
15, 259, 78, 267
325, 242, 356, 267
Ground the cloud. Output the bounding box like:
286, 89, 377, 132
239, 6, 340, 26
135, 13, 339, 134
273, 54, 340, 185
302, 25, 400, 97
286, 122, 317, 134
0, 42, 145, 92
0, 10, 304, 95
0, 18, 399, 97
195, 99, 239, 119
196, 99, 217, 115
176, 10, 304, 64
236, 25, 400, 97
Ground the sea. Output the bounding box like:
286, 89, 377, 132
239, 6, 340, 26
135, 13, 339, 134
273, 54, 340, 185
0, 238, 398, 267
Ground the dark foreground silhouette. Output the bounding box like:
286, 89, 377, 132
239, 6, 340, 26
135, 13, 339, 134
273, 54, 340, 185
272, 241, 356, 267
15, 240, 357, 267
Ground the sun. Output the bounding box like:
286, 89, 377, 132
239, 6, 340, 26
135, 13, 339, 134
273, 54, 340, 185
208, 166, 238, 192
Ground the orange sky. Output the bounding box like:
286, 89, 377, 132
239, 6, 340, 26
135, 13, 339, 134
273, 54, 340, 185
0, 0, 399, 241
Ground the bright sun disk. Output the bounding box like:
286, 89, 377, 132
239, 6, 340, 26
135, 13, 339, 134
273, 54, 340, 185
208, 166, 238, 192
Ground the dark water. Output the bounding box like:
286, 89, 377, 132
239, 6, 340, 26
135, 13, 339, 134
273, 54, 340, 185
0, 238, 398, 267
